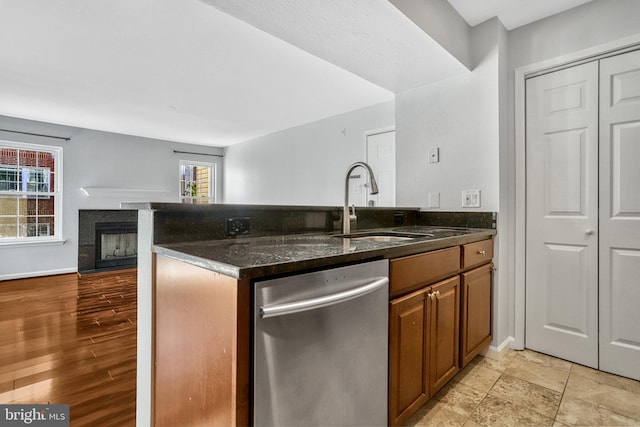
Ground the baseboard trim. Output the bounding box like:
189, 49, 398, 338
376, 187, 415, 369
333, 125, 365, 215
0, 268, 77, 281
483, 336, 516, 360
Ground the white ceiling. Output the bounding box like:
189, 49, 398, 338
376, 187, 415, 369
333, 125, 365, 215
0, 0, 395, 147
200, 0, 469, 94
447, 0, 593, 30
0, 0, 594, 147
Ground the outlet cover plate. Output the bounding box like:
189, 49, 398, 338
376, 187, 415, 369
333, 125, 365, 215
225, 217, 250, 236
462, 190, 480, 208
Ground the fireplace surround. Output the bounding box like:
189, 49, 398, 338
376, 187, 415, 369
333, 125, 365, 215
78, 210, 138, 273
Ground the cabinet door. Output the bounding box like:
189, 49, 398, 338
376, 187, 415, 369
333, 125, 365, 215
389, 289, 429, 426
461, 263, 493, 367
428, 276, 460, 395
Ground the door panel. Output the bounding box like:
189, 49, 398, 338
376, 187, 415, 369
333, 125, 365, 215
544, 129, 587, 215
612, 123, 640, 216
525, 61, 599, 368
609, 249, 640, 344
542, 243, 590, 337
366, 130, 396, 207
599, 50, 640, 381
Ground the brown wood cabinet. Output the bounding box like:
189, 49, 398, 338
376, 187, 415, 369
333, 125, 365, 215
153, 254, 251, 427
388, 267, 461, 426
153, 234, 493, 427
388, 238, 493, 426
462, 239, 493, 269
389, 246, 460, 297
429, 277, 460, 393
389, 288, 429, 425
460, 262, 493, 367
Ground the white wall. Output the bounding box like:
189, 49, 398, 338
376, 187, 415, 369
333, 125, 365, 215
394, 17, 508, 349
223, 101, 395, 205
0, 115, 223, 280
395, 18, 501, 212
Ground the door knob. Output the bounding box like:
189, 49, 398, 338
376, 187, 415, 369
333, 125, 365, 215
585, 229, 594, 235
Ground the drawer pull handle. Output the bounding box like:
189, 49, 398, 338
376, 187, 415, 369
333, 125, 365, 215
477, 250, 486, 256
260, 277, 388, 318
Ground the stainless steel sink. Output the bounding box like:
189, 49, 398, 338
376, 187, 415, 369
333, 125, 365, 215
349, 235, 415, 242
334, 231, 431, 242
334, 227, 476, 242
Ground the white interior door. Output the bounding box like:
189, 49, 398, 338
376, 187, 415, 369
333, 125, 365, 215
366, 130, 396, 207
598, 50, 640, 381
525, 62, 599, 368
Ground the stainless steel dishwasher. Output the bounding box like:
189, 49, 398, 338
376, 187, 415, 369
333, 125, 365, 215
253, 259, 389, 427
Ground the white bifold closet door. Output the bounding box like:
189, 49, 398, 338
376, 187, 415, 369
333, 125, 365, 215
526, 49, 640, 380
598, 50, 640, 380
525, 61, 600, 369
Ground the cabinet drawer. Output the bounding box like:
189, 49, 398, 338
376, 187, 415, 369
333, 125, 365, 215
390, 246, 460, 296
462, 239, 493, 269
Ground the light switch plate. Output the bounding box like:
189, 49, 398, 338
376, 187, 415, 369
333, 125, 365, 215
462, 190, 480, 208
429, 147, 439, 163
428, 192, 440, 208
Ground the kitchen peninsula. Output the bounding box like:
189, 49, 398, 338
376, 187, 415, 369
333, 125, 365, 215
131, 203, 496, 426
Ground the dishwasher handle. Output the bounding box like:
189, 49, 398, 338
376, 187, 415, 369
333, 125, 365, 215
259, 276, 388, 319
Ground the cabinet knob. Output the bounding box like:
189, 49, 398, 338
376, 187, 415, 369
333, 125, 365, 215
585, 229, 594, 235
477, 250, 486, 256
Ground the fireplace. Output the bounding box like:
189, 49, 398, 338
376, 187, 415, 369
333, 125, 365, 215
95, 222, 138, 270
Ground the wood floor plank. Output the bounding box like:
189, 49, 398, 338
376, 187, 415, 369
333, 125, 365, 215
0, 270, 137, 426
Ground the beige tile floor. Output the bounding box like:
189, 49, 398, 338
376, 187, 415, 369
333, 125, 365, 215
406, 349, 640, 426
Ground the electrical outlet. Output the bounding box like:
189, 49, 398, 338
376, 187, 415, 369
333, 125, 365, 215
462, 190, 481, 208
394, 213, 406, 225
226, 217, 250, 236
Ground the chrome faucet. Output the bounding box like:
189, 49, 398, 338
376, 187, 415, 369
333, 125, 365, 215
343, 162, 379, 235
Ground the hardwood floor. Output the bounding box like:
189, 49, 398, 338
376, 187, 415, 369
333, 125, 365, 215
0, 269, 137, 426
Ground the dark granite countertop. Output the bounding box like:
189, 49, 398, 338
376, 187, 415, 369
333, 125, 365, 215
153, 226, 496, 280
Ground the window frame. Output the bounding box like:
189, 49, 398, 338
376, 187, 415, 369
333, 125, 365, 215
178, 160, 216, 204
0, 140, 63, 245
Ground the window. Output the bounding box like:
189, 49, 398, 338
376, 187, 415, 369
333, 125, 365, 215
179, 161, 215, 204
0, 141, 62, 242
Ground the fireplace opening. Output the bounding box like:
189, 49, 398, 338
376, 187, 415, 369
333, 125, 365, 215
95, 222, 138, 270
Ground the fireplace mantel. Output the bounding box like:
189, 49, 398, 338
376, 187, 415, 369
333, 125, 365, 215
80, 187, 171, 198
